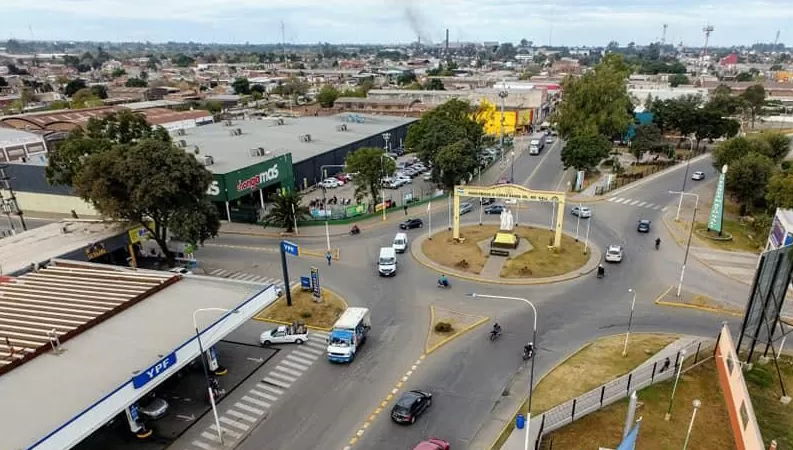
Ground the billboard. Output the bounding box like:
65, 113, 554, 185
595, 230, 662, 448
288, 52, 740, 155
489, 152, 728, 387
208, 154, 294, 202
769, 211, 793, 249
715, 324, 765, 450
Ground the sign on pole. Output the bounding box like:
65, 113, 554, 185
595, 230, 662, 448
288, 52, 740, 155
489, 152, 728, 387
310, 267, 321, 301
616, 421, 641, 450
708, 165, 727, 233
281, 240, 300, 257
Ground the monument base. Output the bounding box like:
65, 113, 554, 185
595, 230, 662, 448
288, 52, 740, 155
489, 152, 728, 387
492, 232, 519, 249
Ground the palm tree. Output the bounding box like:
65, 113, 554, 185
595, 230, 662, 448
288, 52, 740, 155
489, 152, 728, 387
261, 190, 309, 232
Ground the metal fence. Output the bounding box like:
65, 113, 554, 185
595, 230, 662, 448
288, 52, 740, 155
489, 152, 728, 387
533, 339, 713, 449
594, 148, 709, 196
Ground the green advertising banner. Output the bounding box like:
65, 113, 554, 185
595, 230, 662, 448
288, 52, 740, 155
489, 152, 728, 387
206, 154, 294, 202
205, 174, 226, 202
707, 171, 726, 233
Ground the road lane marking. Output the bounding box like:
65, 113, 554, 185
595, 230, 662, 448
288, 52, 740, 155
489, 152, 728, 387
262, 377, 292, 389
637, 201, 647, 207
220, 416, 250, 430
242, 395, 271, 409
287, 354, 315, 365
281, 359, 309, 371
250, 389, 279, 402
226, 409, 257, 422
653, 205, 661, 210
268, 371, 297, 382
209, 269, 228, 276
201, 431, 222, 442
662, 207, 668, 211
629, 200, 640, 206
275, 365, 303, 377
293, 350, 319, 360
305, 339, 326, 349
257, 384, 284, 395
209, 424, 242, 439
234, 402, 265, 416
300, 345, 324, 355
191, 440, 213, 449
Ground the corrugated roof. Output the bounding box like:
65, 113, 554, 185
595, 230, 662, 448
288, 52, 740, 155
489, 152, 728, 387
0, 261, 178, 375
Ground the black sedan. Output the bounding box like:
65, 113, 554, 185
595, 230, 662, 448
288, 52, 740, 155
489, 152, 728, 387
400, 218, 424, 230
484, 204, 505, 215
391, 390, 433, 424
637, 219, 651, 233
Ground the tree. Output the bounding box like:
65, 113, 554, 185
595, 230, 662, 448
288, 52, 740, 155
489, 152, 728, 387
422, 78, 445, 90
561, 132, 612, 171
111, 68, 126, 78
231, 77, 251, 95
46, 110, 170, 186
552, 53, 633, 139
756, 131, 791, 162
706, 84, 742, 116
397, 71, 417, 86
345, 147, 396, 204
742, 84, 766, 128
725, 153, 774, 212
261, 191, 309, 233
0, 76, 7, 87
317, 85, 340, 108
125, 77, 148, 88
630, 123, 662, 159
405, 98, 485, 169
71, 88, 103, 108
495, 43, 517, 60
668, 73, 690, 87
434, 140, 479, 190
766, 170, 793, 210
64, 79, 87, 97
90, 85, 108, 99
73, 139, 220, 266
712, 137, 755, 170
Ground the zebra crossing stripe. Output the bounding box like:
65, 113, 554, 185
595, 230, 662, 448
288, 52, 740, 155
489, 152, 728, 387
269, 371, 297, 382
201, 431, 222, 442
653, 205, 661, 210
628, 200, 639, 206
234, 402, 265, 416
305, 340, 326, 350
209, 269, 228, 276
257, 384, 284, 396
226, 409, 258, 422
637, 201, 647, 207
250, 388, 279, 402
293, 350, 319, 360
263, 376, 293, 388
608, 197, 619, 202
281, 359, 310, 371
220, 416, 250, 431
300, 345, 324, 355
209, 424, 242, 439
241, 395, 271, 409
191, 440, 213, 450
275, 365, 303, 377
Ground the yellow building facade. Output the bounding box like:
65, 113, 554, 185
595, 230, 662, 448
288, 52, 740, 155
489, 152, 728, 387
474, 98, 535, 136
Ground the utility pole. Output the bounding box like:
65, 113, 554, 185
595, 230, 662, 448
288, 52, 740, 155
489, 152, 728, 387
281, 21, 288, 69
0, 165, 26, 231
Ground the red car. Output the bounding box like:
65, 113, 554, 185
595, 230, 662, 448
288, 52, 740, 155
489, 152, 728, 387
335, 173, 352, 182
413, 438, 450, 450
496, 177, 509, 185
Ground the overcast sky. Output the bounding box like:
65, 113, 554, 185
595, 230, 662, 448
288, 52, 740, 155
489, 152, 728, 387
1, 0, 792, 47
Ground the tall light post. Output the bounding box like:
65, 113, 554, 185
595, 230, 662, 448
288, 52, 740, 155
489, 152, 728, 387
675, 136, 697, 222
574, 203, 582, 241
669, 191, 699, 298
469, 293, 537, 450
584, 216, 592, 254
380, 154, 390, 221
381, 132, 391, 153
664, 349, 687, 421
681, 399, 702, 450
193, 308, 237, 445
498, 82, 509, 165
622, 289, 637, 357
320, 164, 345, 251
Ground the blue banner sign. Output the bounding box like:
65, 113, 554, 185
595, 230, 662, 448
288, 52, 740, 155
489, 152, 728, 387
310, 267, 321, 299
132, 352, 177, 389
617, 422, 640, 450
281, 240, 300, 257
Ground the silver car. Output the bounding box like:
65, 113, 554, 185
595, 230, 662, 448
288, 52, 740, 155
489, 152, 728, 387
571, 206, 592, 218
604, 245, 623, 263
459, 202, 474, 215
138, 395, 169, 420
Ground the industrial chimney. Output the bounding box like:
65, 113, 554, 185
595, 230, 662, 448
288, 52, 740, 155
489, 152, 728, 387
445, 29, 450, 54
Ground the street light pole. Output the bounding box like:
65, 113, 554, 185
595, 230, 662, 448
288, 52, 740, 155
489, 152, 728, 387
664, 349, 688, 421
622, 289, 637, 357
669, 191, 699, 298
682, 399, 702, 450
380, 154, 389, 222
499, 81, 509, 166
469, 293, 537, 450
675, 136, 696, 222
584, 216, 591, 254
193, 308, 235, 445
574, 203, 581, 241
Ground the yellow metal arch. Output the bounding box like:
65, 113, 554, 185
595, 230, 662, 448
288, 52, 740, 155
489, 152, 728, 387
453, 184, 567, 248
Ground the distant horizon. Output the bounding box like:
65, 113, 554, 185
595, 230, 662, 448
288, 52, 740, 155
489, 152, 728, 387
1, 1, 791, 49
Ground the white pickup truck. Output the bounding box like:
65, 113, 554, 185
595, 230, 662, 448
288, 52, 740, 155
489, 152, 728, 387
259, 322, 309, 346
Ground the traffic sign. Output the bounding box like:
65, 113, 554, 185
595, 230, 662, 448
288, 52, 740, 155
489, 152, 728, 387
281, 240, 300, 256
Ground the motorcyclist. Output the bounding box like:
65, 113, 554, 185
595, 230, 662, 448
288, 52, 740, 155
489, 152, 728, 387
439, 274, 449, 287
524, 341, 534, 357
655, 237, 661, 249
597, 263, 605, 277
492, 322, 502, 336
350, 224, 360, 234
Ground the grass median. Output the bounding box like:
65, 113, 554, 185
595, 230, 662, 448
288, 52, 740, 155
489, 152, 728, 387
255, 287, 346, 329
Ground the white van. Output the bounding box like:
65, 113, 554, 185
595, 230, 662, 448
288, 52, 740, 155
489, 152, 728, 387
393, 233, 408, 253
378, 247, 397, 276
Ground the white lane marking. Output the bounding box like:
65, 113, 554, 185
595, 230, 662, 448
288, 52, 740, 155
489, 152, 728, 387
300, 345, 324, 355
262, 377, 292, 389
250, 388, 279, 402
653, 205, 661, 210
662, 207, 668, 211
293, 349, 319, 359
608, 197, 619, 202
268, 371, 297, 382
281, 359, 309, 371
629, 200, 640, 206
201, 431, 221, 442
191, 440, 213, 450
287, 354, 316, 366
613, 197, 627, 203
220, 416, 250, 431
637, 201, 647, 207
275, 365, 303, 377
234, 402, 265, 416
209, 424, 242, 439
257, 384, 284, 396
311, 330, 330, 338
226, 409, 258, 422
209, 269, 227, 276
242, 395, 271, 409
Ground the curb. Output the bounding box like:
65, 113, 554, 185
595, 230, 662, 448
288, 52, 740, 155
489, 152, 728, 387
651, 284, 740, 317
410, 224, 601, 286
425, 305, 490, 354
253, 286, 349, 332
607, 153, 712, 197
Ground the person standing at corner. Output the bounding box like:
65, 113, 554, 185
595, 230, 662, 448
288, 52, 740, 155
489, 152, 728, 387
404, 204, 408, 215
326, 251, 332, 266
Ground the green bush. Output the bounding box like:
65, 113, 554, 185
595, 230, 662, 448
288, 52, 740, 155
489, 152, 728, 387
300, 311, 313, 319
434, 321, 453, 333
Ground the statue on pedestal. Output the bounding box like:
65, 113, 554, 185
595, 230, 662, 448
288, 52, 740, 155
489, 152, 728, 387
499, 209, 515, 231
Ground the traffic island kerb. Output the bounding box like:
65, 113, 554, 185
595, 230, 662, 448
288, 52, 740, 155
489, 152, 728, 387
425, 306, 489, 354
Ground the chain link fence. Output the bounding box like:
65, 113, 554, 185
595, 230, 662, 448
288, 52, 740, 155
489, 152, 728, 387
534, 339, 714, 449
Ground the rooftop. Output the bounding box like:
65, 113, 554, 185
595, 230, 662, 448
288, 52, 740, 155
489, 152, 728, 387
0, 220, 128, 276
0, 259, 270, 450
0, 126, 46, 147
178, 113, 416, 174
118, 100, 185, 110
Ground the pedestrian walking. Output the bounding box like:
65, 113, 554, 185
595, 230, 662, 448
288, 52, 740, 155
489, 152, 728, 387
660, 356, 671, 373
326, 251, 332, 266
404, 204, 408, 215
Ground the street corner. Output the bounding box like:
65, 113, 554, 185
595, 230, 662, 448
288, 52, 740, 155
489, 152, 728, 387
660, 213, 690, 246
253, 285, 349, 332
425, 305, 489, 354
653, 285, 743, 318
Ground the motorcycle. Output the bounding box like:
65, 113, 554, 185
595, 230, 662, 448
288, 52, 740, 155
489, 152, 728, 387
489, 329, 502, 341
597, 266, 605, 278
523, 347, 534, 360
655, 239, 661, 250
437, 279, 451, 289
349, 226, 361, 235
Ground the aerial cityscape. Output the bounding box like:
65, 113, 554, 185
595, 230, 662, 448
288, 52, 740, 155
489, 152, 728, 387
0, 5, 792, 450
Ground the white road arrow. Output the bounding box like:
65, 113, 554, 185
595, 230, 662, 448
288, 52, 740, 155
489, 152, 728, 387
176, 414, 195, 422
247, 357, 264, 363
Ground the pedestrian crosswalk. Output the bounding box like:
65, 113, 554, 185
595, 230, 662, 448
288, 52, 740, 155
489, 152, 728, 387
607, 196, 669, 211
207, 269, 285, 290
185, 330, 329, 450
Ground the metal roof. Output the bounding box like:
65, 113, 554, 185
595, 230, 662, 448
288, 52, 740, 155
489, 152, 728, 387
0, 260, 177, 375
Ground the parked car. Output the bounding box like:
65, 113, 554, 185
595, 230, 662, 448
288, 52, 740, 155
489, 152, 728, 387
391, 390, 433, 424
400, 218, 424, 230
480, 197, 495, 205
496, 177, 509, 185
138, 394, 169, 420
571, 206, 592, 218
484, 204, 505, 215
637, 219, 651, 233
395, 173, 412, 184
459, 202, 474, 215
168, 267, 193, 275
604, 245, 624, 263
320, 178, 340, 189
504, 198, 517, 205
423, 173, 432, 182
413, 438, 450, 450
691, 171, 705, 181
335, 173, 352, 182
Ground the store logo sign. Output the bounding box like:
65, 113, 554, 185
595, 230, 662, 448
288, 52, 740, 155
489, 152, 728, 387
236, 164, 280, 192
206, 180, 220, 197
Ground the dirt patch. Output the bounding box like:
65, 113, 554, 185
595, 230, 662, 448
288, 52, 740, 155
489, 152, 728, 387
422, 225, 589, 278
528, 334, 679, 414
425, 306, 489, 353
547, 360, 734, 450
255, 288, 346, 329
